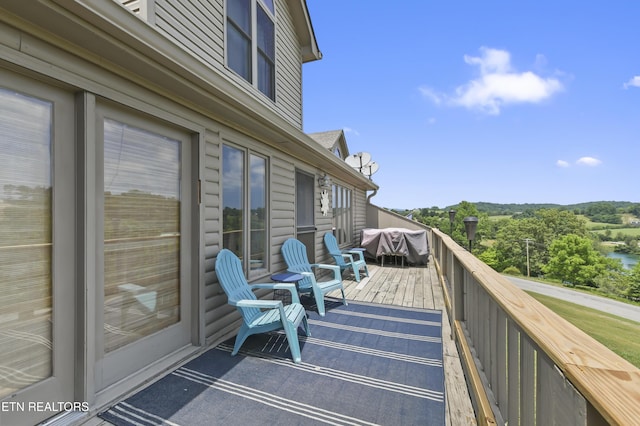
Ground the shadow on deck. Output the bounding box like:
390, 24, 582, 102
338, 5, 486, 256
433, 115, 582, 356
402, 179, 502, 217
330, 259, 477, 426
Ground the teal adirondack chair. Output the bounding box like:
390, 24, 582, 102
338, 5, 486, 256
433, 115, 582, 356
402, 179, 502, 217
323, 232, 369, 283
215, 249, 310, 363
281, 238, 346, 317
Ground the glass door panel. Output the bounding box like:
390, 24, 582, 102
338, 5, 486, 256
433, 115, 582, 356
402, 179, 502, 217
249, 154, 266, 275
0, 88, 53, 399
222, 146, 268, 275
0, 73, 74, 426
96, 104, 192, 391
103, 119, 181, 352
222, 145, 244, 258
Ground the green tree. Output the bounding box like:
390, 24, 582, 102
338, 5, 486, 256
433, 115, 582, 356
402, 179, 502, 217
543, 234, 606, 286
628, 262, 640, 301
448, 201, 490, 250
493, 218, 544, 274
477, 246, 499, 270
413, 209, 442, 230
585, 202, 616, 217
585, 202, 621, 224
628, 203, 640, 217
534, 209, 588, 237
594, 259, 629, 298
492, 209, 588, 275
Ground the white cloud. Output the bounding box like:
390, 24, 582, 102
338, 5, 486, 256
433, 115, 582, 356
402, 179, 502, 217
418, 86, 443, 105
463, 48, 512, 74
556, 160, 570, 168
576, 156, 602, 166
623, 76, 640, 89
534, 54, 548, 71
343, 127, 360, 136
421, 47, 564, 115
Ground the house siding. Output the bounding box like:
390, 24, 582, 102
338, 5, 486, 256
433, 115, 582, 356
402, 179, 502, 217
270, 155, 296, 270
155, 0, 225, 68
354, 188, 368, 245
274, 0, 304, 127
0, 1, 376, 422
202, 129, 230, 343
120, 0, 304, 128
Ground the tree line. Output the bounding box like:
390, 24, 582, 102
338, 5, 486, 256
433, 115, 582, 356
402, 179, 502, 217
451, 200, 640, 217
397, 201, 640, 302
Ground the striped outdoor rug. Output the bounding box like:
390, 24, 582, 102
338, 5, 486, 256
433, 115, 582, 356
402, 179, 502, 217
99, 299, 445, 425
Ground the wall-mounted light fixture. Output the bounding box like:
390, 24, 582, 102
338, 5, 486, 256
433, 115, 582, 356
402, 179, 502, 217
318, 173, 331, 190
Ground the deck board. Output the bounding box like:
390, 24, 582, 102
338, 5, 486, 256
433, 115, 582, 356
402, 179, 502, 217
332, 259, 477, 426
95, 258, 477, 426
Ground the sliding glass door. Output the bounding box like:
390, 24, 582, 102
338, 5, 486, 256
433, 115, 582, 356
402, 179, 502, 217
95, 103, 193, 390
0, 70, 75, 426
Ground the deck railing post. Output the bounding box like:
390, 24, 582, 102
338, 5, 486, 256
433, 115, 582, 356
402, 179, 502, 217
451, 256, 465, 324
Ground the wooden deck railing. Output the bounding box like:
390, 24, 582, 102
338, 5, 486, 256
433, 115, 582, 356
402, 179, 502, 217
430, 227, 640, 426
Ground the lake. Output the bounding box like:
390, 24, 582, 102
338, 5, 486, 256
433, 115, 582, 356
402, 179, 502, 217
606, 252, 639, 269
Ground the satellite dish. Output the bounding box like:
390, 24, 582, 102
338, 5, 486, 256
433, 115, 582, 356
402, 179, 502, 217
345, 152, 372, 171
361, 161, 379, 178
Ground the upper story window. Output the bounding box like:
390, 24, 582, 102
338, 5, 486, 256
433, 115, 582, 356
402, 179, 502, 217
226, 0, 276, 100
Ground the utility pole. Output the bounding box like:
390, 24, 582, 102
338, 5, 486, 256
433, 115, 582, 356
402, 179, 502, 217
524, 238, 534, 277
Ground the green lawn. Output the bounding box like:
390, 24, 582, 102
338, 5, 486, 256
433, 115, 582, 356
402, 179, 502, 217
592, 227, 640, 237
527, 292, 640, 369
487, 215, 512, 221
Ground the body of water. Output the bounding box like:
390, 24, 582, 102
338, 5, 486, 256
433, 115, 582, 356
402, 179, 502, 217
606, 252, 639, 269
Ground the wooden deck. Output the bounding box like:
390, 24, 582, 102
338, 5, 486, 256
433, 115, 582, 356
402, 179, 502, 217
331, 258, 477, 426
91, 256, 476, 426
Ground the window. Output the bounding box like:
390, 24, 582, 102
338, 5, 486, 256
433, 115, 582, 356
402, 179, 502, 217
102, 118, 183, 352
296, 172, 315, 231
332, 184, 353, 245
295, 170, 315, 261
222, 145, 268, 275
226, 0, 276, 100
227, 0, 251, 83
0, 88, 53, 397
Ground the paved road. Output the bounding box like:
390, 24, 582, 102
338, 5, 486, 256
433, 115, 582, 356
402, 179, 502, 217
505, 276, 640, 324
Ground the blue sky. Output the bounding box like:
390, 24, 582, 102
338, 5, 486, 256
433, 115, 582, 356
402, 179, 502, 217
302, 1, 640, 209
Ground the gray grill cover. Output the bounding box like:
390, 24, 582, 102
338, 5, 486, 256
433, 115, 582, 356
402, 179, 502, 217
360, 228, 430, 265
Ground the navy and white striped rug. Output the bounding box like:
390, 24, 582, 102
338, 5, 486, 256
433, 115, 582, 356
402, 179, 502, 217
100, 299, 445, 425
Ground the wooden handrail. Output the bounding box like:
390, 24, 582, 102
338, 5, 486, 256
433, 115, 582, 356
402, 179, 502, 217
431, 227, 640, 425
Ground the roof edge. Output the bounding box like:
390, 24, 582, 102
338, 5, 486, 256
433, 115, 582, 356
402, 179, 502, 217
288, 0, 322, 62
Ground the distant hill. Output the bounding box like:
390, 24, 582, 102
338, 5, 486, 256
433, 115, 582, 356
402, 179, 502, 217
447, 201, 637, 216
